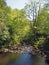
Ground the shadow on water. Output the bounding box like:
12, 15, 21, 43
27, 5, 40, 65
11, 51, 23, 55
6, 53, 48, 65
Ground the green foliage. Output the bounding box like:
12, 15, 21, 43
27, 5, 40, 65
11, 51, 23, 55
34, 37, 46, 48
0, 0, 32, 47
9, 9, 31, 44
0, 21, 10, 47
36, 9, 49, 34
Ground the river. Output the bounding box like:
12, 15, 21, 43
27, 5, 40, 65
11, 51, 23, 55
0, 53, 48, 65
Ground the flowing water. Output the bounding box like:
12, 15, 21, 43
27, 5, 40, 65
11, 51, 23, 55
0, 53, 48, 65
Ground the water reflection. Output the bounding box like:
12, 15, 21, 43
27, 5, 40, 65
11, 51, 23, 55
6, 53, 48, 65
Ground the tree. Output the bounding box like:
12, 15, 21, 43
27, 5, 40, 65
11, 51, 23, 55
36, 8, 49, 35
0, 21, 10, 48
24, 0, 46, 20
9, 9, 31, 44
24, 0, 48, 41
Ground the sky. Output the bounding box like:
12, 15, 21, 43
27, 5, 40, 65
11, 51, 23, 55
6, 0, 28, 9
5, 0, 48, 10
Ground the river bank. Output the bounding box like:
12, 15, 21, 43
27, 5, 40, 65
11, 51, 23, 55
0, 44, 46, 56
0, 44, 49, 64
0, 45, 36, 54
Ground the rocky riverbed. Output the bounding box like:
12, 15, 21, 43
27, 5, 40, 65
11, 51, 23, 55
0, 45, 40, 55
0, 45, 35, 54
